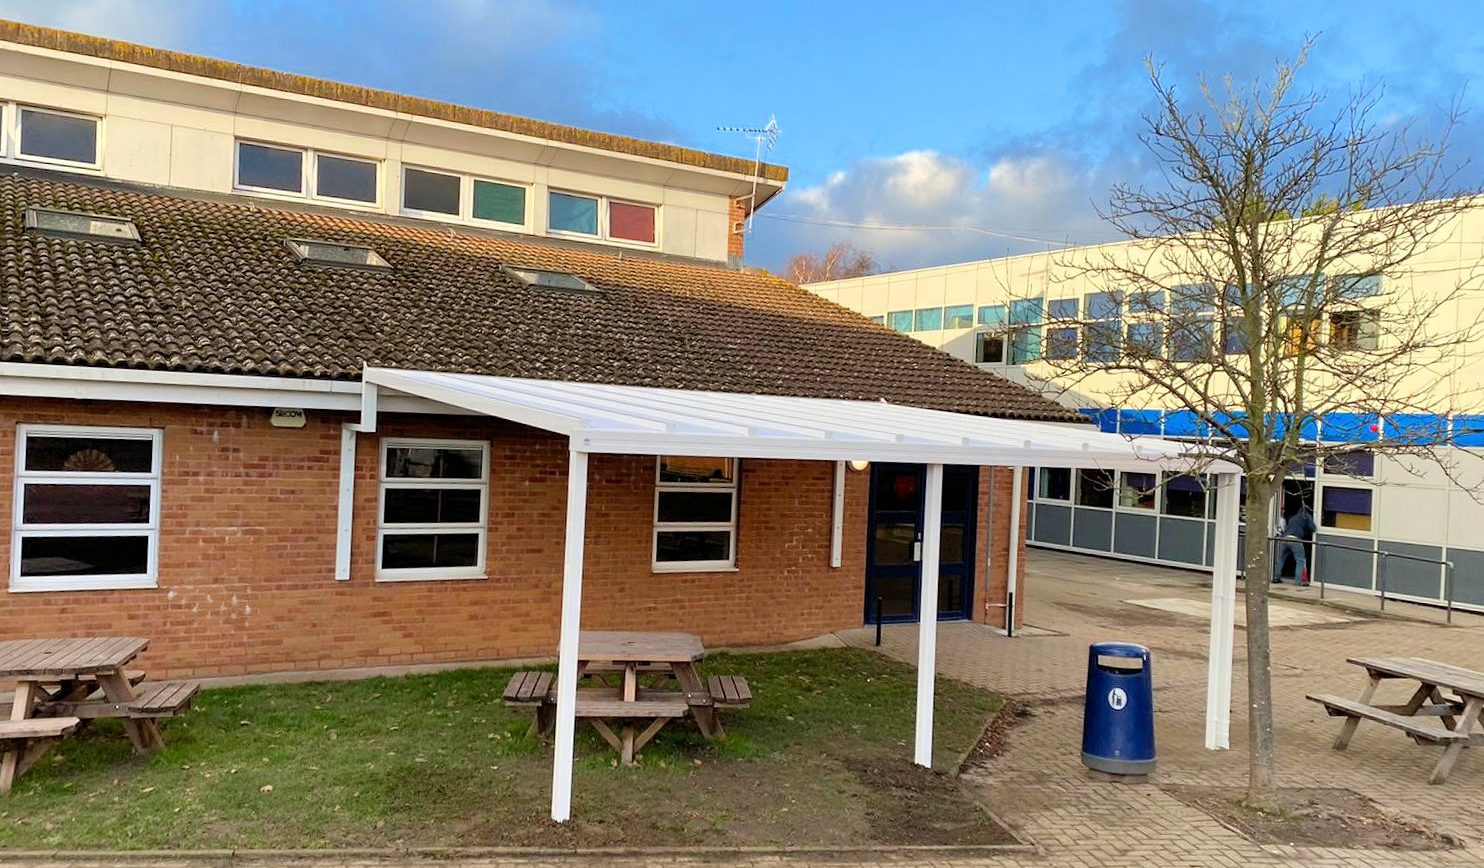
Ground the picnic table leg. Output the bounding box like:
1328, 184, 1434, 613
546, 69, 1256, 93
1431, 688, 1459, 731
621, 724, 635, 764
96, 671, 163, 753
1429, 697, 1482, 785
0, 681, 36, 794
671, 662, 721, 739
623, 663, 638, 702
1334, 673, 1382, 751
632, 716, 670, 756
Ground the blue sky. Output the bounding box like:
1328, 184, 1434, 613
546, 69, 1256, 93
4, 0, 1483, 270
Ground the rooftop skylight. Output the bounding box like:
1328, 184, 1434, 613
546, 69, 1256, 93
285, 238, 392, 271
24, 208, 140, 245
500, 265, 599, 294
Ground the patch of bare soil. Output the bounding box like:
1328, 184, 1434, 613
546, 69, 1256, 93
1162, 786, 1463, 850
845, 755, 1020, 846
960, 699, 1028, 771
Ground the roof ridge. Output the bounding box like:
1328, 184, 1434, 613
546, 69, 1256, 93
0, 19, 788, 184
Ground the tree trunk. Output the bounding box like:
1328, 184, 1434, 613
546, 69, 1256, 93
1242, 478, 1279, 810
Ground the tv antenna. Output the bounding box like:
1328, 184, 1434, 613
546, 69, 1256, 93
717, 115, 779, 235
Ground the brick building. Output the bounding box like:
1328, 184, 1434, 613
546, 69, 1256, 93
0, 22, 1096, 679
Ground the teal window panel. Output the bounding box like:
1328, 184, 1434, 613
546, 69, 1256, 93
549, 191, 598, 235
914, 307, 943, 330
944, 304, 974, 328
888, 310, 914, 332
978, 304, 1007, 326
473, 180, 526, 225
1009, 298, 1044, 325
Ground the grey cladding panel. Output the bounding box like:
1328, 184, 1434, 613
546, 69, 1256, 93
1113, 512, 1157, 559
1157, 517, 1206, 567
1033, 503, 1072, 546
1072, 508, 1113, 552
1313, 534, 1373, 589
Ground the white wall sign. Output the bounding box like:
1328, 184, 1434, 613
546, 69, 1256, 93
271, 407, 307, 428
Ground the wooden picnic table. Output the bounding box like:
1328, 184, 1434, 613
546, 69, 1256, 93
0, 637, 199, 793
1308, 656, 1484, 784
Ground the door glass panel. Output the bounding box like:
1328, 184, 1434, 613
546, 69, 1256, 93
872, 576, 917, 618
937, 572, 965, 614
874, 470, 921, 511
872, 521, 916, 566
939, 523, 966, 565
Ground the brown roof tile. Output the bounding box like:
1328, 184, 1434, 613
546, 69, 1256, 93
0, 20, 787, 184
0, 171, 1079, 422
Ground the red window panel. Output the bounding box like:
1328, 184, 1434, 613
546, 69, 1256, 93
609, 201, 656, 243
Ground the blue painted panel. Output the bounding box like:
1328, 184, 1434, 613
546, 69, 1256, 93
1079, 407, 1119, 434
1210, 410, 1250, 440
1163, 410, 1204, 438
1452, 415, 1484, 447
1072, 508, 1113, 552
1113, 512, 1158, 558
1269, 414, 1319, 441
1118, 410, 1162, 437
1157, 517, 1206, 566
1032, 503, 1072, 546
1320, 413, 1381, 443
1386, 414, 1446, 446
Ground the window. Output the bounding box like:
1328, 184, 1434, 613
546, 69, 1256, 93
1333, 274, 1382, 300
285, 239, 392, 272
1331, 309, 1379, 351
236, 142, 304, 194
473, 179, 527, 227
403, 167, 461, 216
975, 332, 1006, 364
24, 208, 140, 245
1161, 473, 1207, 518
1084, 291, 1122, 362
1126, 322, 1163, 356
1129, 290, 1164, 313
1282, 313, 1323, 355
869, 315, 884, 325
914, 307, 943, 330
1323, 450, 1375, 478
1009, 298, 1044, 326
654, 456, 737, 570
1076, 469, 1115, 508
944, 304, 974, 328
1223, 317, 1250, 355
1008, 328, 1042, 364
12, 425, 161, 592
609, 200, 657, 244
1321, 485, 1372, 532
1046, 327, 1078, 360
1171, 284, 1215, 316
549, 191, 599, 236
17, 107, 98, 167
1118, 471, 1157, 510
315, 153, 378, 204
377, 439, 488, 580
888, 310, 914, 333
978, 304, 1007, 326
1171, 317, 1215, 361
1037, 467, 1071, 501
1049, 298, 1079, 319
501, 265, 599, 294
1277, 274, 1316, 308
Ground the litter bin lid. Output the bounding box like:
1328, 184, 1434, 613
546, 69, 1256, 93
1089, 641, 1149, 658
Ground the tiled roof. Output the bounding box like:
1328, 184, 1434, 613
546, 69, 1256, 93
0, 20, 787, 185
0, 171, 1079, 422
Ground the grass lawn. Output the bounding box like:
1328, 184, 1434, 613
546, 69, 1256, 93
0, 648, 1007, 850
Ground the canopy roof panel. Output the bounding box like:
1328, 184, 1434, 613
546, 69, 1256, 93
365, 367, 1239, 473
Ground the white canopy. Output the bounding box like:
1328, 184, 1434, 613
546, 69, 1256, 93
354, 366, 1242, 822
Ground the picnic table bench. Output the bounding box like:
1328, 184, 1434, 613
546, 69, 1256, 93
1308, 656, 1483, 784
0, 637, 199, 793
503, 631, 751, 763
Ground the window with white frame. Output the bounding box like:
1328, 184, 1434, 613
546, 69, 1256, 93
1036, 467, 1071, 501
397, 165, 529, 230
653, 456, 737, 569
549, 190, 658, 245
235, 140, 380, 205
377, 439, 488, 580
0, 103, 101, 169
12, 425, 161, 592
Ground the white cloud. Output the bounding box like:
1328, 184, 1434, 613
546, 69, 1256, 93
751, 149, 1124, 271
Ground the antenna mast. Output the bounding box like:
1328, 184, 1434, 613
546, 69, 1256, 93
717, 115, 779, 235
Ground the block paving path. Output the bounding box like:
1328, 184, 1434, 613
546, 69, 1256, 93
14, 551, 1484, 867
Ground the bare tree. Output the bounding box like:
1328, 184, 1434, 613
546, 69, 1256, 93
784, 240, 880, 284
1035, 43, 1484, 809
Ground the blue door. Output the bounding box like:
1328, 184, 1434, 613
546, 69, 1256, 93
865, 464, 977, 623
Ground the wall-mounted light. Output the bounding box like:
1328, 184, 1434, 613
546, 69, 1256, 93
848, 459, 870, 472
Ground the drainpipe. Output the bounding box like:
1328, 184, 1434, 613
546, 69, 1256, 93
1005, 466, 1023, 637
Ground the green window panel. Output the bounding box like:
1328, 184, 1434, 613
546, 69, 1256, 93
473, 180, 526, 225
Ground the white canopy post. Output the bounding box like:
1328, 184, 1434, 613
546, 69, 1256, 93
550, 448, 589, 822
914, 462, 945, 767
1205, 471, 1241, 749
1004, 466, 1024, 636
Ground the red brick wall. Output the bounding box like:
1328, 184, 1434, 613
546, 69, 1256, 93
0, 398, 1022, 678
727, 197, 747, 262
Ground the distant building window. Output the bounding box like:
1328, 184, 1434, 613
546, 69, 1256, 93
1084, 291, 1122, 363
1049, 298, 1079, 319
1046, 327, 1078, 360
975, 332, 1006, 364
1009, 298, 1044, 325
473, 179, 527, 226
609, 200, 657, 244
403, 167, 462, 216
1076, 469, 1115, 508
377, 439, 488, 580
1126, 321, 1163, 356
315, 153, 378, 204
18, 107, 99, 167
944, 304, 974, 328
1171, 317, 1216, 361
236, 142, 304, 194
1172, 283, 1215, 315
914, 307, 943, 331
1321, 485, 1372, 532
1118, 471, 1157, 510
1332, 274, 1382, 299
1223, 318, 1250, 355
1008, 328, 1042, 364
1330, 309, 1379, 351
1129, 290, 1164, 313
1037, 467, 1071, 501
13, 425, 161, 592
869, 315, 885, 325
549, 191, 600, 236
978, 305, 1007, 326
888, 310, 914, 333
1322, 450, 1375, 478
1161, 473, 1207, 518
654, 456, 737, 570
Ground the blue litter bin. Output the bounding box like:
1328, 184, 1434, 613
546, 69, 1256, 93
1081, 641, 1155, 775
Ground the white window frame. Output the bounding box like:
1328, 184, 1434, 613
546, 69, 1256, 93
6, 103, 103, 172
11, 424, 162, 592
1116, 470, 1159, 512
376, 437, 489, 582
1035, 466, 1071, 503
399, 164, 464, 221
652, 457, 738, 572
548, 188, 661, 249
1316, 481, 1376, 537
234, 140, 381, 209
470, 175, 532, 231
